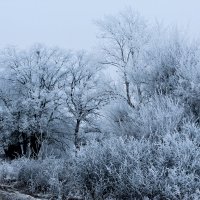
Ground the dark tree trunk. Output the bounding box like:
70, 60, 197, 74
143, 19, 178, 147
124, 74, 134, 108
30, 134, 42, 159
21, 132, 28, 156
74, 119, 81, 152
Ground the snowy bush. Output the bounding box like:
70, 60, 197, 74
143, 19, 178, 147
67, 135, 200, 199
136, 95, 184, 138
0, 158, 29, 183
18, 158, 65, 197
104, 95, 184, 140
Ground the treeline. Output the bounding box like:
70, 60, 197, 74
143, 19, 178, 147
1, 10, 200, 199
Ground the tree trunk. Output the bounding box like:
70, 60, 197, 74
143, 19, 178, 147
74, 119, 81, 153
21, 132, 28, 156
30, 134, 42, 159
125, 79, 134, 108
137, 84, 142, 104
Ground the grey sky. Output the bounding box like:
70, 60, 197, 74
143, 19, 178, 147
0, 0, 199, 50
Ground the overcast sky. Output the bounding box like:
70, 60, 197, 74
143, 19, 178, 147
0, 0, 200, 51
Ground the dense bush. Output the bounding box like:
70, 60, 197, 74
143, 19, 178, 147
2, 131, 200, 200
104, 95, 184, 140
17, 158, 65, 197
67, 135, 200, 199
0, 158, 66, 198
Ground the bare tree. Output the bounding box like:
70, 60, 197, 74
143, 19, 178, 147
96, 9, 151, 107
0, 45, 71, 158
64, 52, 109, 152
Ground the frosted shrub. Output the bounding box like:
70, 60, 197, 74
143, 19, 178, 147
104, 96, 184, 140
172, 42, 200, 122
137, 95, 184, 138
68, 135, 200, 199
0, 158, 28, 183
0, 162, 17, 183
18, 158, 65, 197
102, 101, 137, 137
181, 121, 200, 144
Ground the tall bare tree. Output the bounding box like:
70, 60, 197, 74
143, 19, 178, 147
64, 52, 109, 152
97, 9, 151, 107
